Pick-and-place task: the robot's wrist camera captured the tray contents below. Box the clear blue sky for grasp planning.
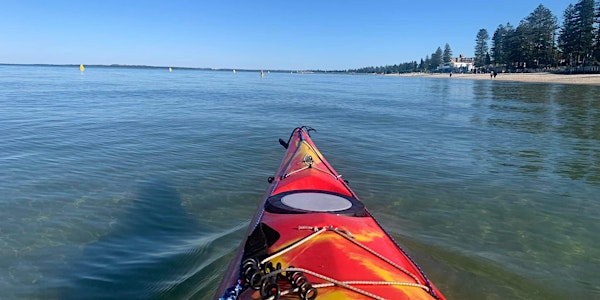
[0,0,576,70]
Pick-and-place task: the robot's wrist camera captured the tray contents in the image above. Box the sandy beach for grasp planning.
[391,72,600,86]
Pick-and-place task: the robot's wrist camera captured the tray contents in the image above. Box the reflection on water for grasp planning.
[554,85,600,182]
[471,82,600,184]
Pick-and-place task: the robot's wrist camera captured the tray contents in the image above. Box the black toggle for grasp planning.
[278,138,288,149]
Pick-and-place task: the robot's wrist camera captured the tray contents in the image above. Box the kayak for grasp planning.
[216,127,445,300]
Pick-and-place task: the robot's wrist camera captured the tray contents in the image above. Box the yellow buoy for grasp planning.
[168,67,172,72]
[79,64,85,72]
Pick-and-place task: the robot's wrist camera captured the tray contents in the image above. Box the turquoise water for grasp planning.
[1,65,599,299]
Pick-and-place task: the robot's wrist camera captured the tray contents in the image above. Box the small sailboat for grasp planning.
[79,64,85,72]
[233,69,237,74]
[260,70,265,78]
[168,67,172,72]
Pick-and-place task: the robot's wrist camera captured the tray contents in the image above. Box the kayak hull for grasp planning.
[216,127,445,300]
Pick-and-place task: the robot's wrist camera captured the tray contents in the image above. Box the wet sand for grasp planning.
[391,72,600,86]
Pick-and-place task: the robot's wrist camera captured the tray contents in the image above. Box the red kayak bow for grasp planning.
[216,126,445,300]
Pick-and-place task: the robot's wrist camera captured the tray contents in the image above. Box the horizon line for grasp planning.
[0,63,350,73]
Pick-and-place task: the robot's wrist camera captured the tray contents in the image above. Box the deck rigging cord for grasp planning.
[270,225,425,286]
[280,153,342,180]
[262,267,431,300]
[238,225,431,300]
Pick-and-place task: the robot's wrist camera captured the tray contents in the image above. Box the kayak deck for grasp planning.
[216,127,445,300]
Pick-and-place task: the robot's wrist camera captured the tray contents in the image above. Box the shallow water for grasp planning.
[1,65,599,299]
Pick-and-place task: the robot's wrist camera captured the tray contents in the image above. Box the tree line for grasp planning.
[478,0,600,71]
[351,0,600,74]
[348,43,454,74]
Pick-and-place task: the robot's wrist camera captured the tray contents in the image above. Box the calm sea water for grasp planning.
[1,65,599,299]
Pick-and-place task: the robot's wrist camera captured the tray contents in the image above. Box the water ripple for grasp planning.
[1,65,599,299]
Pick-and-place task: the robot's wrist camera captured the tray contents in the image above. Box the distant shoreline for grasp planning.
[0,63,295,74]
[3,63,600,86]
[388,72,600,86]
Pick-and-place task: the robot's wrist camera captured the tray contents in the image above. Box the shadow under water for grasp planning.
[54,179,223,300]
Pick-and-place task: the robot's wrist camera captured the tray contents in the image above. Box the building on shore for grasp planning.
[439,54,475,73]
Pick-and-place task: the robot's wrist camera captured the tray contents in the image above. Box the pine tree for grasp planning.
[576,0,596,64]
[443,43,453,64]
[430,47,443,71]
[560,0,596,65]
[559,4,578,65]
[522,4,558,68]
[474,29,490,67]
[491,23,518,67]
[508,22,531,68]
[422,55,431,72]
[492,24,506,65]
[594,1,600,63]
[501,23,518,68]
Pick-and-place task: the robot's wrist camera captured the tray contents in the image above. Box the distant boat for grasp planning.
[233,69,236,74]
[260,70,264,78]
[168,67,172,72]
[79,64,85,72]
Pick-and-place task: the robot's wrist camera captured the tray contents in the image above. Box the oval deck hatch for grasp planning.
[281,192,353,212]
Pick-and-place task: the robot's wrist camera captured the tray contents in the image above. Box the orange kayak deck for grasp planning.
[216,127,445,300]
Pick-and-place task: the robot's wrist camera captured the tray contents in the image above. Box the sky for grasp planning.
[0,0,578,70]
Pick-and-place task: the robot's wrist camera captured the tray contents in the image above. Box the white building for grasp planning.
[450,54,474,72]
